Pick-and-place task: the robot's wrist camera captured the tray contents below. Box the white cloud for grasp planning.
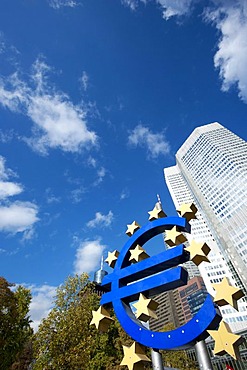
[48,0,79,9]
[205,1,247,103]
[97,167,106,179]
[28,284,57,332]
[45,188,61,204]
[87,156,97,168]
[0,37,5,54]
[0,73,27,112]
[0,181,23,199]
[70,186,86,203]
[0,129,15,143]
[86,210,114,228]
[121,0,140,10]
[0,201,39,233]
[93,166,106,186]
[0,156,39,235]
[0,156,16,180]
[128,124,170,158]
[80,71,89,91]
[21,227,36,242]
[122,0,192,18]
[156,0,194,19]
[0,58,97,155]
[120,188,129,200]
[73,239,106,274]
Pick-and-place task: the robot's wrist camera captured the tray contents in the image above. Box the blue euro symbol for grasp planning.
[100,216,221,350]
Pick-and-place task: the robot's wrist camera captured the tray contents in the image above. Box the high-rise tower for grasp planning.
[164,122,247,332]
[93,256,108,296]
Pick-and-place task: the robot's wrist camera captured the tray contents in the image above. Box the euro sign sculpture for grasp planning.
[100,216,221,350]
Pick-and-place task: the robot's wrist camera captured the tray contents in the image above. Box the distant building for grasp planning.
[178,276,207,323]
[93,256,108,296]
[164,122,247,332]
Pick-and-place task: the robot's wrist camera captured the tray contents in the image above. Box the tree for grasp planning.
[0,277,33,370]
[33,274,126,370]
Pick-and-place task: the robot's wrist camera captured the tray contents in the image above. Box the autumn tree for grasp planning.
[0,277,33,370]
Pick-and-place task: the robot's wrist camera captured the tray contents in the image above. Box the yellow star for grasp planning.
[165,226,187,247]
[90,306,114,332]
[148,206,167,221]
[126,221,141,237]
[177,203,197,222]
[133,293,159,322]
[185,239,210,266]
[129,245,149,263]
[105,250,119,268]
[212,277,244,310]
[120,341,151,370]
[208,321,243,360]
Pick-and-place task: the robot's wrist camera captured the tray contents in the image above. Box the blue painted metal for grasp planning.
[100,216,221,350]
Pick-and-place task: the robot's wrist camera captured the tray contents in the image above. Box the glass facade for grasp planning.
[164,122,247,332]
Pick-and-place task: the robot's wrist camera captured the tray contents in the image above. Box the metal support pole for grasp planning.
[151,348,164,370]
[194,340,213,370]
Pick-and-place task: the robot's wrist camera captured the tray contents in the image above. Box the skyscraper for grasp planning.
[164,122,247,332]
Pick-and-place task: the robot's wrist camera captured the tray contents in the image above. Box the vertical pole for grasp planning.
[194,340,213,370]
[151,348,164,370]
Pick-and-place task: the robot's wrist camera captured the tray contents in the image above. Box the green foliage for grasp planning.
[0,277,33,370]
[33,273,125,370]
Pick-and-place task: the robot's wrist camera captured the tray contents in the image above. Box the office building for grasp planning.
[149,289,185,331]
[178,276,207,322]
[164,122,247,332]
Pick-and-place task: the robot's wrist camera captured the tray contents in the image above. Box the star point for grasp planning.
[90,306,114,332]
[185,239,210,265]
[129,245,149,263]
[177,203,197,222]
[126,221,141,237]
[212,277,244,310]
[208,321,243,360]
[133,293,159,322]
[165,226,187,247]
[105,250,119,268]
[148,206,167,221]
[120,341,151,370]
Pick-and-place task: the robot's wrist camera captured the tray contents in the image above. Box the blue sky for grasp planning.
[0,0,247,329]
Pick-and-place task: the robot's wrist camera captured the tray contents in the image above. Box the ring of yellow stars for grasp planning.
[105,250,120,268]
[212,277,244,310]
[148,206,167,221]
[185,239,210,266]
[208,321,243,360]
[90,305,114,332]
[165,226,187,247]
[177,203,197,222]
[133,293,159,322]
[120,341,151,370]
[126,221,141,237]
[129,245,149,263]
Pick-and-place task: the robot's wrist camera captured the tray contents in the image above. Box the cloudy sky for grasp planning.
[1,0,247,329]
